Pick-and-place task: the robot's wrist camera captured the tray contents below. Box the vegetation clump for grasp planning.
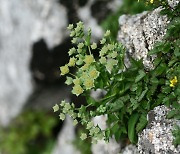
[54,0,180,145]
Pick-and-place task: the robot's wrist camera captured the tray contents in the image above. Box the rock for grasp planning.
[122,144,138,154]
[168,0,179,8]
[118,8,168,70]
[91,115,121,154]
[52,116,80,154]
[0,0,67,126]
[138,105,180,154]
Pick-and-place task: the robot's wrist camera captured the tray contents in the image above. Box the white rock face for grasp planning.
[52,116,80,154]
[0,0,67,126]
[118,8,168,70]
[91,116,121,154]
[138,105,180,154]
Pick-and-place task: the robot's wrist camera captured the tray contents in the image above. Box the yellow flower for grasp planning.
[68,57,76,67]
[72,85,84,96]
[84,55,95,64]
[150,0,153,3]
[60,65,69,75]
[170,76,178,87]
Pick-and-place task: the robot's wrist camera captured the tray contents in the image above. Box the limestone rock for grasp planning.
[0,0,67,126]
[91,115,121,154]
[138,105,180,154]
[118,8,168,70]
[52,116,80,154]
[122,144,138,154]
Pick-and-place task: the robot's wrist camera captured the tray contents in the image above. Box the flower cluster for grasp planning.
[53,100,105,143]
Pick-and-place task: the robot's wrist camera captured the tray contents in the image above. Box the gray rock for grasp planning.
[138,105,180,154]
[122,144,138,154]
[118,8,168,70]
[52,116,80,154]
[91,115,121,154]
[0,0,67,126]
[168,0,179,8]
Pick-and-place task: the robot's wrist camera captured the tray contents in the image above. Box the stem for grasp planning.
[69,72,76,78]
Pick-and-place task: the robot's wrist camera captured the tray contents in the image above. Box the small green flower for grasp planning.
[107,44,114,50]
[60,100,66,106]
[80,72,89,81]
[59,113,66,121]
[89,68,100,79]
[73,119,78,126]
[78,43,84,49]
[91,43,97,49]
[99,57,106,64]
[64,103,71,110]
[100,38,106,44]
[67,24,74,30]
[81,63,89,71]
[68,57,76,67]
[60,65,69,75]
[70,30,76,37]
[77,21,84,28]
[104,30,110,37]
[111,51,118,58]
[80,133,87,140]
[53,104,59,112]
[68,47,76,56]
[94,127,100,134]
[100,46,108,57]
[71,37,77,44]
[106,59,118,72]
[87,121,94,130]
[84,55,95,64]
[73,78,81,85]
[84,78,94,90]
[65,76,73,85]
[77,48,83,53]
[76,57,84,66]
[72,85,84,96]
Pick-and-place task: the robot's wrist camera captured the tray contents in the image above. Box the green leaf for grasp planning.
[138,87,148,102]
[174,46,180,57]
[128,113,140,144]
[135,70,146,83]
[108,99,124,112]
[136,114,148,133]
[167,109,180,119]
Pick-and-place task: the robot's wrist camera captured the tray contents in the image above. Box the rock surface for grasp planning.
[138,105,180,154]
[0,0,67,126]
[52,116,80,154]
[118,8,168,70]
[91,116,121,154]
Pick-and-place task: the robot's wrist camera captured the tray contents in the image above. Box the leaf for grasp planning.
[150,77,159,84]
[167,109,180,119]
[108,99,124,112]
[128,113,140,144]
[135,70,146,83]
[136,114,148,133]
[86,96,96,106]
[174,46,180,57]
[138,87,148,102]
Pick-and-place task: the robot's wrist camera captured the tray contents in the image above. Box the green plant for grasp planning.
[54,1,180,146]
[0,111,57,154]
